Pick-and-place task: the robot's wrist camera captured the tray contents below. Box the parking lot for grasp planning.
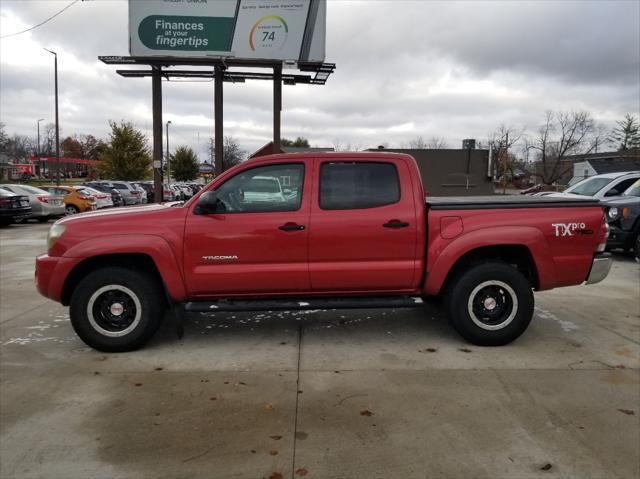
[1,222,638,479]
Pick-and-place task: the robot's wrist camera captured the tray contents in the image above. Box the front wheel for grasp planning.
[445,262,534,346]
[70,267,165,352]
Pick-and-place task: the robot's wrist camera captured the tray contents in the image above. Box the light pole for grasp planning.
[37,118,45,177]
[166,120,172,183]
[44,48,60,186]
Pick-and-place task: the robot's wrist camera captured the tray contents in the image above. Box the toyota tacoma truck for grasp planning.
[35,152,612,352]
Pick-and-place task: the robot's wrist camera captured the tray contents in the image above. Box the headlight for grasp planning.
[47,223,66,250]
[606,207,620,222]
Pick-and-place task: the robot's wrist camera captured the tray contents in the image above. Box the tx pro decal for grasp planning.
[552,223,593,237]
[202,255,239,261]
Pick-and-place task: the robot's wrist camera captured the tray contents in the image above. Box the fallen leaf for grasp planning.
[269,435,282,440]
[250,449,256,454]
[334,370,340,373]
[269,450,278,456]
[540,463,552,471]
[458,348,472,353]
[265,403,275,410]
[155,367,163,371]
[297,390,303,394]
[134,383,143,387]
[295,468,309,476]
[360,410,374,417]
[268,473,283,479]
[617,408,635,416]
[238,381,246,386]
[93,371,100,375]
[210,397,217,401]
[426,348,437,352]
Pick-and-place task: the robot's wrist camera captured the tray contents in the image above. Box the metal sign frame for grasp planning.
[99,56,335,202]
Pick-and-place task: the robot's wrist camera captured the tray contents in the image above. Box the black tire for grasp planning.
[445,262,534,346]
[65,205,80,215]
[634,234,640,263]
[37,217,50,223]
[70,267,165,352]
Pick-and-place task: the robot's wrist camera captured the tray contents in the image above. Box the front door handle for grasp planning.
[383,219,410,228]
[279,222,306,232]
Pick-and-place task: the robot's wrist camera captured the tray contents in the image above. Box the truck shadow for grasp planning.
[149,300,460,348]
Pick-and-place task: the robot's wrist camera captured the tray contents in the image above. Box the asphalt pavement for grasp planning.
[1,221,639,479]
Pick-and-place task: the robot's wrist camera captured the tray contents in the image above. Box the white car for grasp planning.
[549,171,640,200]
[74,186,113,209]
[243,176,286,203]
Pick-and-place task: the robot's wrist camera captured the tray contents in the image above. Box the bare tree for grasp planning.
[487,125,524,192]
[427,136,449,149]
[209,136,246,172]
[529,110,597,185]
[332,138,362,151]
[408,136,427,149]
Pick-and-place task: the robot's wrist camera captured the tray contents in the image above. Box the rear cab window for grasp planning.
[319,162,400,210]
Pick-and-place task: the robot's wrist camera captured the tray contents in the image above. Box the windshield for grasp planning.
[623,179,640,197]
[565,177,613,196]
[246,178,280,193]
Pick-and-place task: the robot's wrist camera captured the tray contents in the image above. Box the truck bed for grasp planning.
[426,195,600,210]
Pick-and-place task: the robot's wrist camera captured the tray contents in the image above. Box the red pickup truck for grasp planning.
[35,152,612,352]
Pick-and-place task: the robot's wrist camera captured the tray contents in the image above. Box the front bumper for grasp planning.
[607,225,633,249]
[585,253,613,285]
[35,254,80,303]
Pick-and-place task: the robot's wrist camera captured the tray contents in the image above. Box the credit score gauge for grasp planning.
[249,15,289,52]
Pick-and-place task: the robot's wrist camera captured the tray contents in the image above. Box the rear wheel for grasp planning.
[445,262,534,346]
[37,217,49,223]
[70,267,165,352]
[66,205,79,215]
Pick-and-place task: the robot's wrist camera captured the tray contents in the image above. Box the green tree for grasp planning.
[98,121,151,180]
[170,145,199,181]
[281,137,309,147]
[610,114,640,151]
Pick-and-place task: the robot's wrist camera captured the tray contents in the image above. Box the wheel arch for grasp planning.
[61,253,172,307]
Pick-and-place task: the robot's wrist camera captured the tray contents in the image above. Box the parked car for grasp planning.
[133,182,154,203]
[83,183,124,207]
[74,186,113,209]
[0,184,65,222]
[602,179,640,256]
[39,186,97,215]
[96,181,141,205]
[0,188,31,226]
[36,152,611,352]
[131,183,148,204]
[549,171,640,200]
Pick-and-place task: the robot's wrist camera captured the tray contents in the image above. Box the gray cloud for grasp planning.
[1,0,638,158]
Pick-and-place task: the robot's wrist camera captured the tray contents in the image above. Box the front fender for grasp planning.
[423,226,557,295]
[63,234,187,302]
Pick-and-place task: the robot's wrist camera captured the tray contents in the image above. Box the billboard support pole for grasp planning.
[152,66,163,203]
[273,64,282,154]
[214,64,224,176]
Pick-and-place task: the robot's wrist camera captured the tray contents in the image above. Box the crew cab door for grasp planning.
[184,162,310,296]
[308,157,419,291]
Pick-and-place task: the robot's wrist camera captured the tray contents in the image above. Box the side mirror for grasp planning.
[605,189,619,197]
[195,191,218,214]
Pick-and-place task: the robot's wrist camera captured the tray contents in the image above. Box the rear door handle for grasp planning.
[383,219,410,228]
[279,222,306,232]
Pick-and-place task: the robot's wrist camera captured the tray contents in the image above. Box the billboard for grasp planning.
[129,0,326,62]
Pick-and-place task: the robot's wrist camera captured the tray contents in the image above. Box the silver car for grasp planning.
[97,181,142,205]
[0,184,65,222]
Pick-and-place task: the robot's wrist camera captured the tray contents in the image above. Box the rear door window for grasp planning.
[319,162,400,210]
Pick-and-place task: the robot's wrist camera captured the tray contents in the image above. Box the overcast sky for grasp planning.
[1,0,639,160]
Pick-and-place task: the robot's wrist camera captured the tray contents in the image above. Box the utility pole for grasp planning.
[151,67,163,203]
[166,120,172,183]
[502,131,509,195]
[37,118,44,177]
[214,64,223,176]
[44,49,60,186]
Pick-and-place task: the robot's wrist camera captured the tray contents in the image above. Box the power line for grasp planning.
[1,0,82,39]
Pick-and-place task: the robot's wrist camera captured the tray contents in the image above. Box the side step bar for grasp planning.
[184,296,425,313]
